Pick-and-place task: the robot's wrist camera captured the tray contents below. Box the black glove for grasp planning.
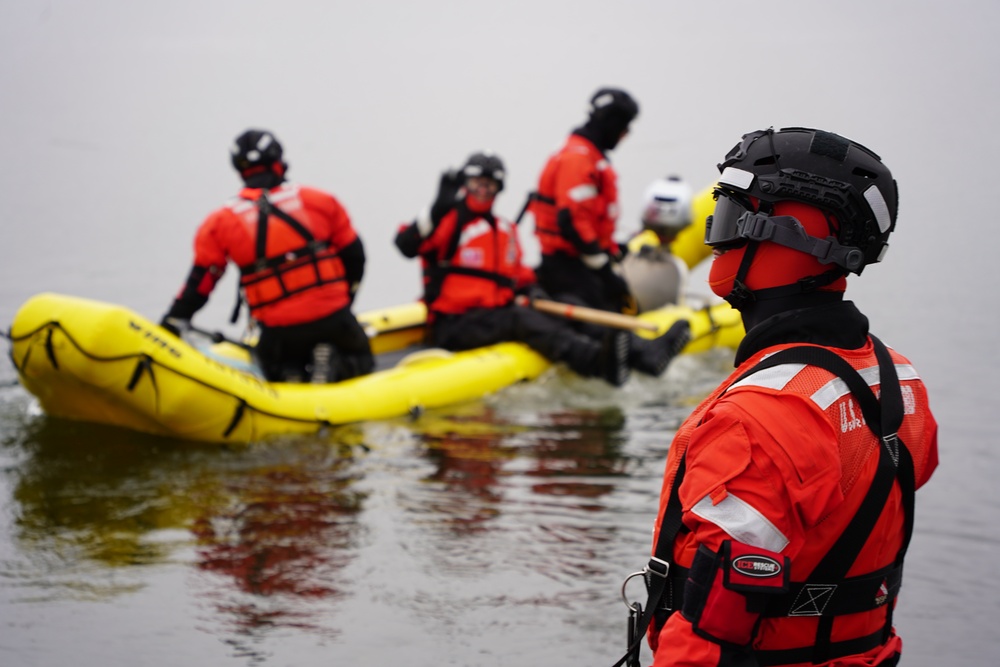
[429,169,465,225]
[160,316,191,338]
[517,283,550,304]
[598,262,631,309]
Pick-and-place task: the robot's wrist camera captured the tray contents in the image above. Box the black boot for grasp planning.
[630,320,691,376]
[598,329,632,387]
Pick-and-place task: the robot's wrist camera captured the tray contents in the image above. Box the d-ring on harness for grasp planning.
[618,557,670,667]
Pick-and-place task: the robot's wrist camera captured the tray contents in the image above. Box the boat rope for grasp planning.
[9,320,338,439]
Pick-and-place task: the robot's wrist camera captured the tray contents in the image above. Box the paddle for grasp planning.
[515,296,659,333]
[183,323,254,351]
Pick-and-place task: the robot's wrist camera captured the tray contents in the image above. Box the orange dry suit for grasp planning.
[529,132,621,260]
[396,196,535,318]
[167,182,363,327]
[641,301,938,667]
[394,194,621,380]
[526,131,630,312]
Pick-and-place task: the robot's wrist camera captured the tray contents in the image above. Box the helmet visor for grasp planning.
[705,192,753,249]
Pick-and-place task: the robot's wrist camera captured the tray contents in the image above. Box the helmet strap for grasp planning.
[723,242,759,310]
[724,239,847,311]
[739,213,864,273]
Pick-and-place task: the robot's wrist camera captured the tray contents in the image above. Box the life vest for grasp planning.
[528,133,620,258]
[218,185,353,325]
[641,337,936,666]
[420,206,531,316]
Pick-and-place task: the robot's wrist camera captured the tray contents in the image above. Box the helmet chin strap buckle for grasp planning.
[725,279,756,310]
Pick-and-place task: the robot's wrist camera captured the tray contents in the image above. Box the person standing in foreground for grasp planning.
[395,151,655,387]
[638,127,938,667]
[161,129,373,383]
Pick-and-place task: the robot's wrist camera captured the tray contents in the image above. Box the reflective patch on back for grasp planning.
[728,363,806,392]
[810,363,918,411]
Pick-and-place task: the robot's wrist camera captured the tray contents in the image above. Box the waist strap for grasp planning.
[649,563,901,619]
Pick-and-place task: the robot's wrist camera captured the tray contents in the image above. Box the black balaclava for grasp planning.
[576,88,639,152]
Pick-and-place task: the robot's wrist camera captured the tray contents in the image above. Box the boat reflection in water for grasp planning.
[6,414,366,647]
[3,388,647,661]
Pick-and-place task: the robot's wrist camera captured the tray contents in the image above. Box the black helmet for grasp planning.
[230,129,284,174]
[711,127,897,274]
[583,88,639,151]
[588,88,639,125]
[461,151,506,191]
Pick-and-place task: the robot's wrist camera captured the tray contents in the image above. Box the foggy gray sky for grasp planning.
[3,0,995,326]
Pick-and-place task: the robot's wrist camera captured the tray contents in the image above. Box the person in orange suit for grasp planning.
[524,88,689,377]
[527,87,639,314]
[161,129,373,383]
[630,127,938,667]
[395,151,637,386]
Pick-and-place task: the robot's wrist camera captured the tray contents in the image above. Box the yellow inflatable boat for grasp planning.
[7,186,742,444]
[7,290,742,444]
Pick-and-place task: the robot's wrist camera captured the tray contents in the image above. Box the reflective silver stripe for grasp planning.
[811,363,919,411]
[269,186,298,204]
[730,358,920,412]
[456,219,493,247]
[864,185,892,233]
[728,363,805,392]
[691,493,789,552]
[229,199,256,214]
[568,184,598,202]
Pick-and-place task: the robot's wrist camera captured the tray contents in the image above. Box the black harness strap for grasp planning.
[513,190,555,225]
[611,459,687,667]
[427,265,517,288]
[737,340,914,665]
[254,192,317,250]
[423,208,516,309]
[230,192,341,321]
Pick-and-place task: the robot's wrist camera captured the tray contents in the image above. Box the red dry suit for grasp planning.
[529,132,621,260]
[648,302,938,667]
[174,182,360,327]
[401,199,535,317]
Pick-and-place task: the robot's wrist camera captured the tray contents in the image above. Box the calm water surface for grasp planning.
[0,357,731,666]
[3,2,999,665]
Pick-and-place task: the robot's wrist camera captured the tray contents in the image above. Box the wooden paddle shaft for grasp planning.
[519,297,659,333]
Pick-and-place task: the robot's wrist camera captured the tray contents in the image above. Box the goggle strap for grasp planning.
[740,214,864,272]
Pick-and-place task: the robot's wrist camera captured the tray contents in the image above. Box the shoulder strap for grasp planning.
[254,192,316,260]
[738,339,915,664]
[514,191,555,225]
